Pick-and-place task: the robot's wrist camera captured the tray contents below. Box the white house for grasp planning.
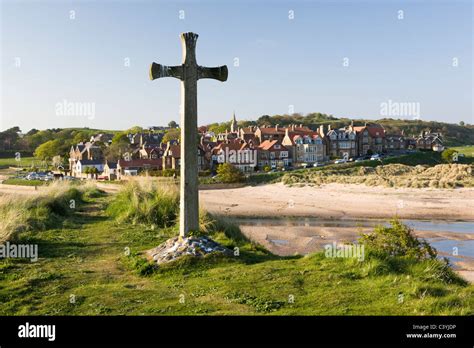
[75,160,104,178]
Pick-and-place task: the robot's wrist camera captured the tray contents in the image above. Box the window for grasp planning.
[281,151,288,158]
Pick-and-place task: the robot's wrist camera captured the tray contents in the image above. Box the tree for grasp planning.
[162,128,181,143]
[459,121,465,126]
[168,120,178,128]
[72,130,92,144]
[207,122,230,134]
[90,167,99,179]
[34,139,61,160]
[216,163,245,183]
[0,127,21,150]
[105,132,131,161]
[126,126,144,134]
[52,155,63,168]
[84,167,91,178]
[26,128,39,136]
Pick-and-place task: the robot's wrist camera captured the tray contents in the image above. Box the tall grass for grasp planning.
[0,181,94,242]
[282,163,474,188]
[108,179,252,247]
[107,178,179,228]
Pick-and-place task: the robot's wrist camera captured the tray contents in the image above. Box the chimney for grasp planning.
[299,124,303,128]
[328,124,331,131]
[319,125,324,137]
[275,124,279,132]
[285,128,289,137]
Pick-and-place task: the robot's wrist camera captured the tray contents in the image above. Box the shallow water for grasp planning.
[233,217,473,232]
[232,217,474,264]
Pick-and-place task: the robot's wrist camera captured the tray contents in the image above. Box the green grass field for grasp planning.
[452,145,474,157]
[0,191,472,315]
[1,178,47,186]
[0,157,38,168]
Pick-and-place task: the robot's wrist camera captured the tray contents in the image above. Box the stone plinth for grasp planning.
[145,236,232,265]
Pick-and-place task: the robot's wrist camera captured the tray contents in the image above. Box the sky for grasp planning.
[0,0,472,132]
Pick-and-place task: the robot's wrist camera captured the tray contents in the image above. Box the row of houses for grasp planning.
[65,115,444,179]
[206,114,444,171]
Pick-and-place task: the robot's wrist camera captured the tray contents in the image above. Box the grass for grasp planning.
[106,178,179,228]
[0,182,102,243]
[0,157,37,168]
[0,183,472,315]
[2,178,47,186]
[282,163,473,188]
[451,145,474,164]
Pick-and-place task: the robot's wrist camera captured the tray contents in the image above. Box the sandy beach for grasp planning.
[200,182,474,220]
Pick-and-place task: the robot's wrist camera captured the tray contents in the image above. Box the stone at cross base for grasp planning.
[146,32,231,265]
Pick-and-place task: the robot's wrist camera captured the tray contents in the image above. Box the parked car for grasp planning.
[26,173,39,180]
[63,176,79,181]
[370,154,381,161]
[354,157,366,163]
[334,159,347,164]
[313,162,326,167]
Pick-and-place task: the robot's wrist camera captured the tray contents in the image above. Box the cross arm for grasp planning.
[198,65,228,82]
[149,62,183,80]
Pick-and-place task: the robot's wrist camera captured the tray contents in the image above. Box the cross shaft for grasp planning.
[150,32,228,237]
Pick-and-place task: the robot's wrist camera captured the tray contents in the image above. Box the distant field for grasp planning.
[2,178,46,186]
[0,157,37,167]
[452,145,474,157]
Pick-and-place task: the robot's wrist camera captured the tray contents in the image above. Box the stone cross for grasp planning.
[150,32,228,238]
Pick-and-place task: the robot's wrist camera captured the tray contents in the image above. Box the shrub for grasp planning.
[441,149,459,163]
[162,169,178,177]
[359,219,437,260]
[199,170,211,177]
[216,163,245,183]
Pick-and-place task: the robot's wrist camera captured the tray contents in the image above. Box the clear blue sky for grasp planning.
[1,0,472,132]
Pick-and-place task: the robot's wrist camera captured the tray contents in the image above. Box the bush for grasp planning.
[162,169,178,177]
[441,149,458,163]
[359,219,437,260]
[216,163,245,183]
